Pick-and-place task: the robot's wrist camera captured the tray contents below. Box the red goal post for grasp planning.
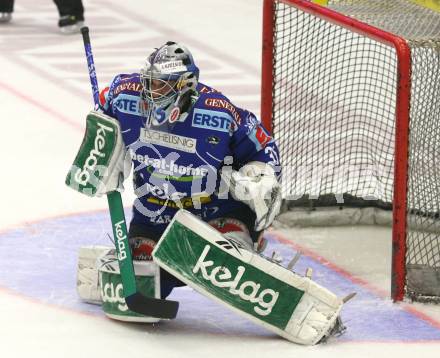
[261,0,440,302]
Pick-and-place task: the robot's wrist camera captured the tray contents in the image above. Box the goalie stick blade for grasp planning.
[125,293,179,319]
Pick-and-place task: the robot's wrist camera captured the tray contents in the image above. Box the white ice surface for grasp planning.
[0,0,439,357]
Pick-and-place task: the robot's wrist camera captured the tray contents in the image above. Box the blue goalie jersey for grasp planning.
[100,73,281,236]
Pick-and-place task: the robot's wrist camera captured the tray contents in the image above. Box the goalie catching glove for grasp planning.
[65,110,131,197]
[225,161,282,231]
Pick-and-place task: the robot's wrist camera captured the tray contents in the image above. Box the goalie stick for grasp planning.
[80,26,179,319]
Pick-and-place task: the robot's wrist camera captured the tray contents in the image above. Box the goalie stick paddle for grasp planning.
[80,26,179,319]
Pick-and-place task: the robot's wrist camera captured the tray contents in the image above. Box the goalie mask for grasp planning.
[140,41,199,125]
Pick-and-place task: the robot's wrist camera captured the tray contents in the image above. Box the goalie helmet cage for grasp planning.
[261,0,440,302]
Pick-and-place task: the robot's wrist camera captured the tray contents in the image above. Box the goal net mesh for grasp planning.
[272,0,440,300]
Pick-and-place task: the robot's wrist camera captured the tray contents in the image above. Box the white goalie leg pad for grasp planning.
[77,245,112,305]
[153,210,345,345]
[77,245,162,323]
[284,275,343,344]
[98,251,161,323]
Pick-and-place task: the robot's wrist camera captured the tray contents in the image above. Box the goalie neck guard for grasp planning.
[140,41,199,125]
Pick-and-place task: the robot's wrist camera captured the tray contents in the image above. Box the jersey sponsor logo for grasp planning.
[149,215,173,224]
[192,244,279,317]
[135,182,186,201]
[204,98,241,124]
[113,94,144,117]
[140,128,196,153]
[192,108,232,132]
[113,81,143,96]
[108,75,121,98]
[135,180,212,209]
[199,86,220,94]
[206,135,220,145]
[130,150,209,180]
[146,165,206,182]
[147,194,212,209]
[255,126,272,147]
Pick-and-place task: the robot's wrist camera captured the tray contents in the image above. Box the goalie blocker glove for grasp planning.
[65,110,131,197]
